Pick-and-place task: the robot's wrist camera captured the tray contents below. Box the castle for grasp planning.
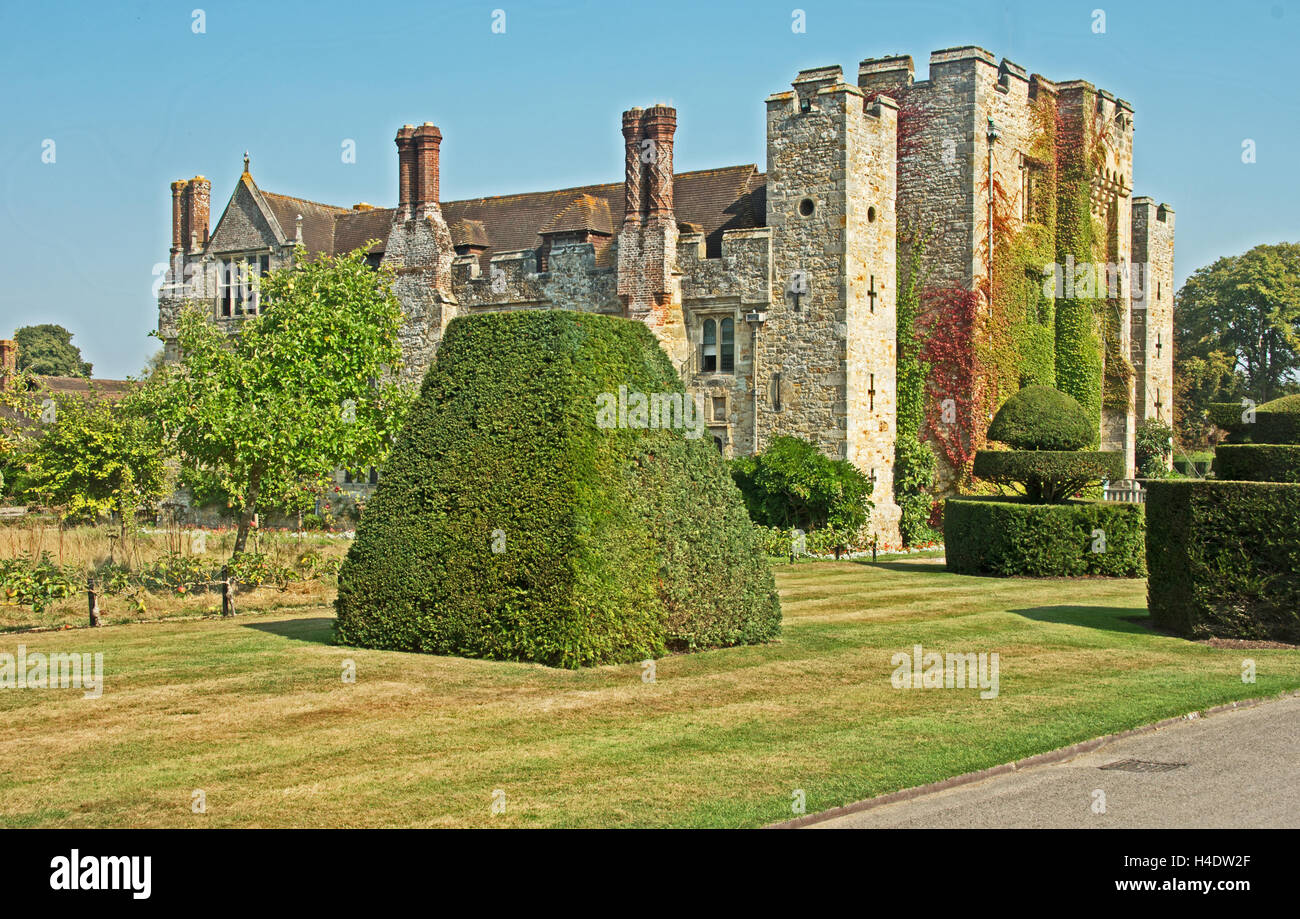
[157,46,1175,546]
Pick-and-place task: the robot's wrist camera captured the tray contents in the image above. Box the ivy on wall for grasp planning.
[1052,88,1104,443]
[894,230,938,544]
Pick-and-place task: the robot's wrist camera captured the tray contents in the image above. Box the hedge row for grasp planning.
[1146,480,1300,642]
[972,450,1122,496]
[944,496,1145,577]
[335,310,781,667]
[1213,445,1300,483]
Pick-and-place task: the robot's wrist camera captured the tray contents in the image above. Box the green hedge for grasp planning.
[945,496,1145,577]
[1146,480,1300,642]
[335,310,781,667]
[972,449,1123,502]
[1257,394,1300,445]
[1213,445,1300,483]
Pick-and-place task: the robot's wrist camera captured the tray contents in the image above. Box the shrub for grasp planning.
[986,385,1095,451]
[945,497,1145,577]
[894,437,938,545]
[1255,394,1300,445]
[730,436,873,533]
[335,311,780,667]
[1213,445,1300,483]
[1135,418,1174,478]
[972,450,1123,503]
[1146,479,1300,642]
[1209,401,1250,440]
[0,553,80,612]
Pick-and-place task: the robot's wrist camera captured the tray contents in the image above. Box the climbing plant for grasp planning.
[1053,88,1104,442]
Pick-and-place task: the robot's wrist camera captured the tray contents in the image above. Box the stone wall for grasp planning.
[764,66,901,544]
[1131,198,1176,430]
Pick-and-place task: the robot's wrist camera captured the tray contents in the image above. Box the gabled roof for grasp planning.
[217,163,767,266]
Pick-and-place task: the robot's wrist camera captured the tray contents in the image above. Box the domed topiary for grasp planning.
[986,385,1096,451]
[1256,394,1300,445]
[334,310,781,668]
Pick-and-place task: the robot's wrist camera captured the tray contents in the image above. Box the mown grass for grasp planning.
[1,558,1296,828]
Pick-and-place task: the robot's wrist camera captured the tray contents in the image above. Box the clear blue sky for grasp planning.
[1,0,1297,378]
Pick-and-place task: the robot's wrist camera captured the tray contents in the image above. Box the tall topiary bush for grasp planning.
[335,311,780,667]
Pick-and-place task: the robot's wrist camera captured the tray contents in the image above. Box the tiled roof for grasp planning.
[20,376,134,403]
[539,194,614,236]
[333,206,395,256]
[262,191,349,257]
[257,164,766,266]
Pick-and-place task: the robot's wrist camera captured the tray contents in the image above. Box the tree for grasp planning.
[141,246,410,561]
[17,388,168,537]
[13,324,93,377]
[730,436,874,533]
[1175,242,1300,445]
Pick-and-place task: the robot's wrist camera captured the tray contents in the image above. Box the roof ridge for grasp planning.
[262,190,351,212]
[442,164,758,207]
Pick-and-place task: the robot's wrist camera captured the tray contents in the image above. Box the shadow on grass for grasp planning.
[850,558,948,575]
[1011,605,1154,636]
[242,616,336,645]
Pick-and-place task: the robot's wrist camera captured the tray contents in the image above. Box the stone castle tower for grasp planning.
[158,45,1175,546]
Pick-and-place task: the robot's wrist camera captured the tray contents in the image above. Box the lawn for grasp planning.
[2,557,1296,828]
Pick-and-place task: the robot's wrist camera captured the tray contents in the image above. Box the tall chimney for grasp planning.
[183,176,210,253]
[0,339,16,388]
[622,107,645,224]
[412,122,442,212]
[395,125,416,214]
[170,180,186,253]
[642,105,676,218]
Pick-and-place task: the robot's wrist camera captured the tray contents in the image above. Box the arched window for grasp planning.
[720,318,735,372]
[701,320,717,372]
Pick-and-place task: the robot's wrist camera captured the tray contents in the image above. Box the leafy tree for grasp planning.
[141,246,410,561]
[17,388,168,537]
[1175,242,1300,445]
[730,436,874,533]
[13,324,93,377]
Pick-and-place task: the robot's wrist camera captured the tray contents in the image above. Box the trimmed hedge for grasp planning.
[987,385,1095,450]
[1213,444,1300,483]
[335,310,781,667]
[1212,395,1300,444]
[1146,480,1300,642]
[1256,394,1300,445]
[945,496,1145,577]
[972,449,1123,502]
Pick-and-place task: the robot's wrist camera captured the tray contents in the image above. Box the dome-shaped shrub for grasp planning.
[986,385,1095,451]
[1256,394,1300,445]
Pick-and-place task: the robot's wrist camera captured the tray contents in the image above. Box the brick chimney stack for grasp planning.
[182,176,210,253]
[642,105,676,218]
[395,125,416,215]
[412,123,443,214]
[617,104,682,339]
[0,339,16,390]
[622,107,645,224]
[170,180,186,253]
